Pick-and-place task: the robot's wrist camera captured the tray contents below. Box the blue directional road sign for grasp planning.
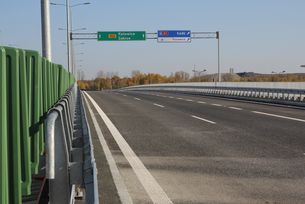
[157,30,191,43]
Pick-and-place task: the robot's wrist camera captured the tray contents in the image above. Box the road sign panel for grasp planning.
[157,30,191,43]
[98,31,146,41]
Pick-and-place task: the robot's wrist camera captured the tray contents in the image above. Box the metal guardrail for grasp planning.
[124,82,305,107]
[0,46,75,204]
[45,86,99,204]
[46,85,77,203]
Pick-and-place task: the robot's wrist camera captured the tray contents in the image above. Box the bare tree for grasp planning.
[131,70,141,77]
[96,70,105,78]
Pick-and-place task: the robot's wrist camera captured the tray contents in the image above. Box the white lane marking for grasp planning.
[122,94,127,97]
[153,103,165,108]
[185,99,193,102]
[83,93,133,204]
[211,104,222,107]
[191,115,216,124]
[134,97,141,101]
[229,107,243,110]
[84,92,173,204]
[252,111,305,123]
[177,98,184,100]
[169,96,174,99]
[197,101,206,104]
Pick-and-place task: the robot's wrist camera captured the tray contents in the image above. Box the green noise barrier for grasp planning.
[0,46,75,204]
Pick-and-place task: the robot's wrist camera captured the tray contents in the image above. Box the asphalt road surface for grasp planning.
[83,90,305,204]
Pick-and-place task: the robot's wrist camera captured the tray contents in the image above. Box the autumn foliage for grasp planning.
[78,71,190,90]
[77,71,305,90]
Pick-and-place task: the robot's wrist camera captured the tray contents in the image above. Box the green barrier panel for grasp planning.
[26,50,41,175]
[54,64,58,103]
[38,57,43,156]
[19,49,31,196]
[0,47,8,204]
[6,47,22,204]
[58,66,64,97]
[49,63,54,106]
[0,46,75,203]
[47,62,51,109]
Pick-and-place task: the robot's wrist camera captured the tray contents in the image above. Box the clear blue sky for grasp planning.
[1,0,304,79]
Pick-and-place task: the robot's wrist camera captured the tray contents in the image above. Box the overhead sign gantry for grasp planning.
[71,30,221,82]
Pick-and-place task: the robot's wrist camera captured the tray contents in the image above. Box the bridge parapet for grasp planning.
[0,46,75,203]
[124,82,305,107]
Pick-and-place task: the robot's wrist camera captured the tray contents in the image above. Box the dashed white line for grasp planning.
[191,115,216,124]
[84,92,173,204]
[185,99,193,102]
[177,98,184,100]
[197,101,206,104]
[134,97,141,101]
[153,103,165,108]
[122,94,127,97]
[211,104,222,107]
[169,96,174,99]
[229,107,242,110]
[252,111,305,123]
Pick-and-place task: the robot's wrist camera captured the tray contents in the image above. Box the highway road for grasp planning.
[83,90,305,204]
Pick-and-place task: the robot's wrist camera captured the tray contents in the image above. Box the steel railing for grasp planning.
[124,82,305,107]
[45,86,99,204]
[0,46,75,204]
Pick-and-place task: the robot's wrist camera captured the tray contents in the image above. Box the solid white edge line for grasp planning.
[83,93,133,204]
[252,111,305,123]
[153,103,165,108]
[191,115,216,124]
[228,107,242,110]
[84,92,173,204]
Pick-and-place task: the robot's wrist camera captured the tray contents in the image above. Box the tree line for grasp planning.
[78,70,191,90]
[78,70,305,90]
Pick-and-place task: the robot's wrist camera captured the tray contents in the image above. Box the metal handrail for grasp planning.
[45,86,99,203]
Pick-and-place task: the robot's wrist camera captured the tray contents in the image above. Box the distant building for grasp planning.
[237,72,257,77]
[229,68,234,74]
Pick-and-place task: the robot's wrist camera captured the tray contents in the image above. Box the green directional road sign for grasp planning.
[97,31,146,41]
